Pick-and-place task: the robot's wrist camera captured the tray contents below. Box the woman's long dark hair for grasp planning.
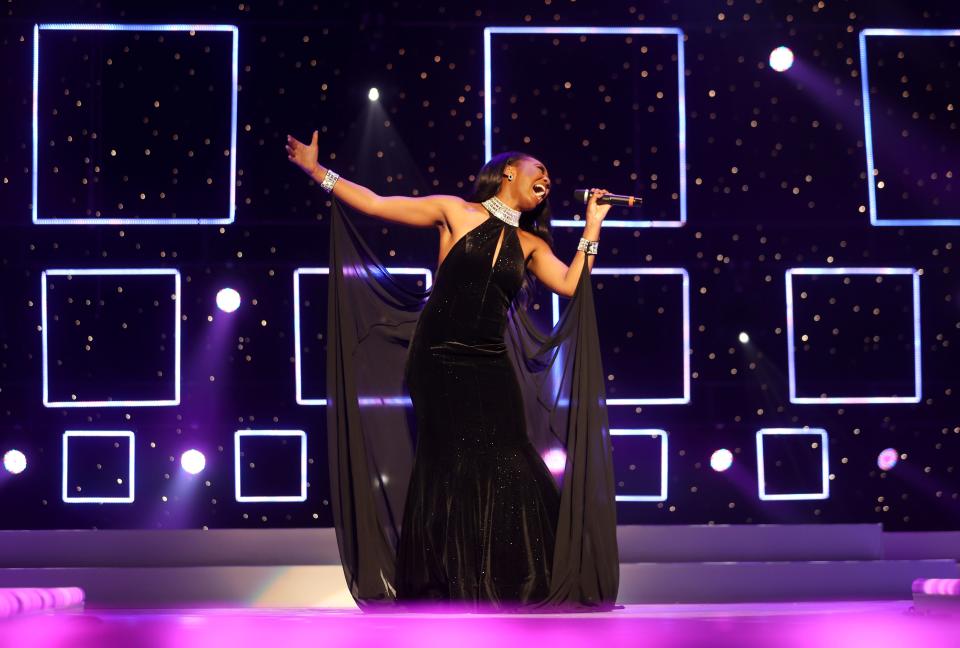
[467,151,554,305]
[468,151,554,248]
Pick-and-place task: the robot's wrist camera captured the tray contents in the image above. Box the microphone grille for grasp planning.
[573,189,589,204]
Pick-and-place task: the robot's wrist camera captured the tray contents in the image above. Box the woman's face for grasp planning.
[504,157,551,211]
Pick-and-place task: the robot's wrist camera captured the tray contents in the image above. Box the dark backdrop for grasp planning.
[0,0,958,530]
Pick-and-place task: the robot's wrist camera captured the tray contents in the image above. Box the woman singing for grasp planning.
[287,130,619,611]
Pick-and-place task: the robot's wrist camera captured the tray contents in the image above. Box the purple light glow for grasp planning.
[216,288,241,313]
[0,587,84,618]
[914,578,960,596]
[877,448,899,471]
[3,449,26,475]
[710,449,733,472]
[542,448,567,477]
[5,600,959,645]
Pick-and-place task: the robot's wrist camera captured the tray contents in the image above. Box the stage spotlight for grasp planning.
[877,448,899,471]
[542,448,567,477]
[180,449,206,475]
[710,448,733,472]
[769,46,794,72]
[216,287,241,313]
[738,332,750,344]
[3,450,26,475]
[368,87,380,102]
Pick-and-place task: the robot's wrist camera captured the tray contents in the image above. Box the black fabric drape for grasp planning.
[326,199,619,610]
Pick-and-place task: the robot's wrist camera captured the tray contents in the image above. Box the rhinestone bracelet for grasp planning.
[320,169,340,193]
[577,237,599,255]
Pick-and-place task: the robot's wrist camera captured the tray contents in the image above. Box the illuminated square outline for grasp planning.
[552,267,690,405]
[756,427,829,501]
[483,26,687,228]
[62,430,135,503]
[859,28,960,227]
[293,267,433,406]
[611,428,668,502]
[32,23,239,225]
[41,268,182,408]
[234,429,307,503]
[785,267,921,404]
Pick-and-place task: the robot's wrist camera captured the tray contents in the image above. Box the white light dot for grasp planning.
[738,332,750,344]
[710,449,734,472]
[3,450,26,475]
[181,449,206,475]
[368,87,380,102]
[216,288,241,313]
[769,46,794,72]
[877,448,899,471]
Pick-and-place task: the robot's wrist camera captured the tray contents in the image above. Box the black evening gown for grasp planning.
[326,199,618,611]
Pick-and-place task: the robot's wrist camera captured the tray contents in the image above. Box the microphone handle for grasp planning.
[573,189,642,207]
[598,194,641,207]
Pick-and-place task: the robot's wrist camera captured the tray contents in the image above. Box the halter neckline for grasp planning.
[481,196,521,227]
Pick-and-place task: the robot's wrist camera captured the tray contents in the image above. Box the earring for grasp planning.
[505,173,514,181]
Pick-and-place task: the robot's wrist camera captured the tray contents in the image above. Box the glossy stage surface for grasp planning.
[1,601,958,648]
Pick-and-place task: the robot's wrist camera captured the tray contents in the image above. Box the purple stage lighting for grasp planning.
[710,448,733,472]
[877,448,899,471]
[542,448,567,477]
[3,450,26,475]
[216,288,241,313]
[180,449,206,475]
[769,46,794,72]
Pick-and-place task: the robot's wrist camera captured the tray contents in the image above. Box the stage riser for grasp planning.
[1,526,956,607]
[618,560,959,604]
[0,524,908,567]
[0,529,343,568]
[0,566,355,609]
[0,560,956,608]
[616,524,885,562]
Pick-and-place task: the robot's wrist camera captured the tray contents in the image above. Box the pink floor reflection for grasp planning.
[1,601,958,648]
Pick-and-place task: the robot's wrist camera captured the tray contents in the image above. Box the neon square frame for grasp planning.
[41,268,182,408]
[293,267,433,406]
[483,26,687,228]
[785,267,921,404]
[756,427,829,501]
[859,28,960,226]
[552,268,690,405]
[234,430,307,503]
[62,430,135,503]
[611,428,668,502]
[33,23,239,225]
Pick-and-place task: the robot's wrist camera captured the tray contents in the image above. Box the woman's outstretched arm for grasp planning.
[526,189,611,298]
[286,130,461,228]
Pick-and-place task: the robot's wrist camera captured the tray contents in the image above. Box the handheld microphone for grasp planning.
[573,189,642,207]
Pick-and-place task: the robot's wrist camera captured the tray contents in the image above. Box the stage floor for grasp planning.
[1,601,957,647]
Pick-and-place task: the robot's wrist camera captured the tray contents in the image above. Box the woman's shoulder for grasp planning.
[516,227,547,248]
[516,228,549,265]
[443,197,488,226]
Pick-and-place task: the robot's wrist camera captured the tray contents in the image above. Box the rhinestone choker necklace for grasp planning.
[481,196,521,227]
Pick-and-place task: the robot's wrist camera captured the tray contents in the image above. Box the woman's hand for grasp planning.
[286,130,322,177]
[585,188,612,226]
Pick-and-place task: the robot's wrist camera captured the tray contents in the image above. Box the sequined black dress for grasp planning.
[397,212,563,604]
[326,199,618,611]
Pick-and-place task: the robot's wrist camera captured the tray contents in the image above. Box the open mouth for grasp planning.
[532,183,547,199]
